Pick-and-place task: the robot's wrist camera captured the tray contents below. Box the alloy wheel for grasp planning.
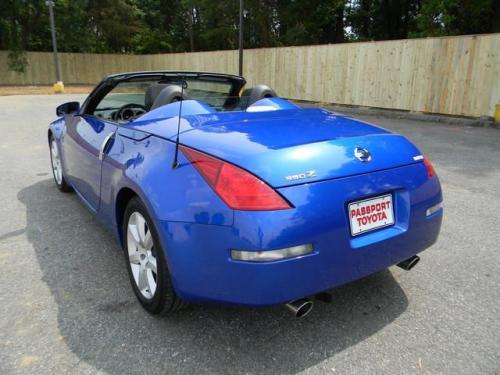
[126,212,158,299]
[50,139,63,185]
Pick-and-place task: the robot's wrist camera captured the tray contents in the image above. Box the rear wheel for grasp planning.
[123,197,187,314]
[49,136,72,192]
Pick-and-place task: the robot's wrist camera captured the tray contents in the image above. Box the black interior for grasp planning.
[80,72,278,123]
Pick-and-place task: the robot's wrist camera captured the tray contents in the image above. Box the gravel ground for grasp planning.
[0,86,92,96]
[0,94,498,375]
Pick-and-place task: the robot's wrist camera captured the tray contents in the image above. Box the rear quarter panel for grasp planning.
[99,129,234,243]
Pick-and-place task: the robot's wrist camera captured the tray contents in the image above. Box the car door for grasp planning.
[63,114,116,210]
[62,76,156,211]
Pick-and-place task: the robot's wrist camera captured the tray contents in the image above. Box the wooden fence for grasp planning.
[1,34,499,117]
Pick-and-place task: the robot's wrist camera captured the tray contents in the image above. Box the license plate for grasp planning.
[348,194,394,236]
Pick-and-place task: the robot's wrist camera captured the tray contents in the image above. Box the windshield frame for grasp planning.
[80,71,246,117]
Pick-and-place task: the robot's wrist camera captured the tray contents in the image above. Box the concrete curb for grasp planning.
[294,100,499,129]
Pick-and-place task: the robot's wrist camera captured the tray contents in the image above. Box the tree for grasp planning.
[87,0,143,53]
[0,0,497,72]
[275,0,346,45]
[413,0,497,37]
[347,0,421,41]
[0,0,48,72]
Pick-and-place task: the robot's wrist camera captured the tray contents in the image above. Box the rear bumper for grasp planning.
[157,163,443,306]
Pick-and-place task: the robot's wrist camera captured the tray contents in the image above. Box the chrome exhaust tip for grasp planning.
[397,255,420,271]
[285,298,313,318]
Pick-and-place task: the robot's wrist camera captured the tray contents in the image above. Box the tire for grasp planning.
[123,197,187,314]
[49,136,72,192]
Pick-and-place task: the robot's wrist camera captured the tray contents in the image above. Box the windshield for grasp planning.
[90,73,245,123]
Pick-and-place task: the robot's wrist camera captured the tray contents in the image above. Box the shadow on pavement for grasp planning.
[19,179,408,375]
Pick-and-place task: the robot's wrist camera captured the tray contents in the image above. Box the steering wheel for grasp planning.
[115,103,147,122]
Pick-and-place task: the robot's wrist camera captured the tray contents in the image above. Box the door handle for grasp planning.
[99,132,115,161]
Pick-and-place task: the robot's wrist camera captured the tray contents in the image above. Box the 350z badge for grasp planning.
[285,170,317,182]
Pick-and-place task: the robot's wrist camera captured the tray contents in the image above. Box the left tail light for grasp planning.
[423,156,436,177]
[180,145,292,211]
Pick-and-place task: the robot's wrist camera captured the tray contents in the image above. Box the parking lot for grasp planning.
[0,94,498,374]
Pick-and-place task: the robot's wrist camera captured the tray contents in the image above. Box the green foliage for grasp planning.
[7,50,28,74]
[87,0,144,52]
[0,0,497,72]
[412,0,497,38]
[276,0,346,45]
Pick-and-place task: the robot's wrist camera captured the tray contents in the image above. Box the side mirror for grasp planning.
[56,101,80,116]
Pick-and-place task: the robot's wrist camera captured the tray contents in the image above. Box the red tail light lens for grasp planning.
[423,156,436,177]
[180,145,292,210]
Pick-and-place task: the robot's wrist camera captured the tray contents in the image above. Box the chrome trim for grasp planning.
[99,132,115,161]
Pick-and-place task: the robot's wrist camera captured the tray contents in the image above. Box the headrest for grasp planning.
[150,85,191,110]
[145,84,171,110]
[241,85,277,107]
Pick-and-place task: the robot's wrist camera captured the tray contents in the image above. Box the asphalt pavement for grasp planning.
[0,94,498,375]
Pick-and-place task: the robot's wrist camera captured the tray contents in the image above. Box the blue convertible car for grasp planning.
[49,71,442,317]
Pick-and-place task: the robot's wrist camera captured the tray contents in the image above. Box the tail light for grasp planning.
[180,145,292,211]
[423,156,436,177]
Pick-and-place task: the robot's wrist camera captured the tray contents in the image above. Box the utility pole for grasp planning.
[46,0,64,93]
[188,1,194,52]
[238,0,244,76]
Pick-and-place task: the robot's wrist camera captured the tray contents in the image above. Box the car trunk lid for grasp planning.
[134,108,423,187]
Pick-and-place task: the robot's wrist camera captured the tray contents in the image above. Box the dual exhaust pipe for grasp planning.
[397,255,420,271]
[285,298,314,318]
[284,255,421,318]
[285,293,330,318]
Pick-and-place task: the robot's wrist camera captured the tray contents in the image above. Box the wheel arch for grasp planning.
[48,118,66,142]
[115,187,140,248]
